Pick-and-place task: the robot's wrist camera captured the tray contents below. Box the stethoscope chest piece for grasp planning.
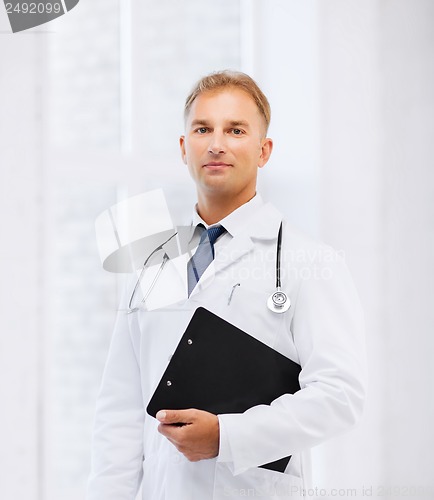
[267,221,291,314]
[267,288,291,313]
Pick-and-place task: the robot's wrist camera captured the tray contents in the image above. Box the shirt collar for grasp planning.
[191,193,264,237]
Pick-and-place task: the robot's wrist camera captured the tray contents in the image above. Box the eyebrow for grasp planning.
[190,119,210,128]
[190,119,251,128]
[229,120,250,128]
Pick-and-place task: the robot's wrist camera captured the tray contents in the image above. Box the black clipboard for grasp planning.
[147,307,301,473]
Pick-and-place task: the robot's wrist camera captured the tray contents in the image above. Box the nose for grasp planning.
[208,130,226,155]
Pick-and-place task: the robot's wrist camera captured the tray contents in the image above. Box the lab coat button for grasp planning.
[166,380,172,386]
[187,339,193,345]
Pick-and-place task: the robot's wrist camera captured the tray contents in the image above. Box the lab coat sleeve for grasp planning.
[86,298,145,499]
[217,415,233,463]
[217,253,367,475]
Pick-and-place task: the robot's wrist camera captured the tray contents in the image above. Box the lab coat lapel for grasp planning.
[214,202,283,274]
[214,233,254,274]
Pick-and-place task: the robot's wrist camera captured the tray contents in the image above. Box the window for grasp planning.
[44,1,241,498]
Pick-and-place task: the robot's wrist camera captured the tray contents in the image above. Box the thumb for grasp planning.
[156,409,194,424]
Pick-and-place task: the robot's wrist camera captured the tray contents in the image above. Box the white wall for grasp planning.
[379,0,434,488]
[242,0,321,237]
[250,0,434,496]
[317,1,385,492]
[0,10,43,498]
[319,0,434,493]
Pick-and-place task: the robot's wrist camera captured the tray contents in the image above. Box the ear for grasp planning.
[258,138,273,168]
[179,136,187,164]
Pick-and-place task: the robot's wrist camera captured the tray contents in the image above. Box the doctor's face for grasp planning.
[180,88,273,203]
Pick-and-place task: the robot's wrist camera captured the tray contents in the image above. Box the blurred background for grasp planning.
[0,0,433,498]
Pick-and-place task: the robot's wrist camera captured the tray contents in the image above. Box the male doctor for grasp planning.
[87,71,366,499]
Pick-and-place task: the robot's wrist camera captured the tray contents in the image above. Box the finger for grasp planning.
[158,422,188,441]
[156,409,196,424]
[157,422,178,439]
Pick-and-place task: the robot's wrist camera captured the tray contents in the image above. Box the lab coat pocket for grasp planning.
[222,283,286,350]
[213,462,305,500]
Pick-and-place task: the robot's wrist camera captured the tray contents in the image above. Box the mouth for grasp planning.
[203,162,232,170]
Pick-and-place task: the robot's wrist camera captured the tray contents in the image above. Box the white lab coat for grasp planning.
[87,199,366,500]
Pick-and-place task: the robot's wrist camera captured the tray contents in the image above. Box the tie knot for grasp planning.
[206,225,226,245]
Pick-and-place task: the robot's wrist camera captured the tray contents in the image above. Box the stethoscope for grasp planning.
[266,222,291,314]
[127,231,178,313]
[127,222,290,314]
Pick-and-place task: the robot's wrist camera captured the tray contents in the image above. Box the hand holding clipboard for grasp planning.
[147,307,301,473]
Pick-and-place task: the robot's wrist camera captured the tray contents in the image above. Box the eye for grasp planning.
[196,127,208,134]
[231,128,244,135]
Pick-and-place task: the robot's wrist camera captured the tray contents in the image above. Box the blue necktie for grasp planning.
[187,225,226,296]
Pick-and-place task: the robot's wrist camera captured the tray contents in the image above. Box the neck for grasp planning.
[196,189,256,225]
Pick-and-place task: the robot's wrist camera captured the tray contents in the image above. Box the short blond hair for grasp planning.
[184,70,271,133]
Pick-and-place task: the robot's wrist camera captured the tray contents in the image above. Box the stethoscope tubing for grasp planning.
[276,221,283,289]
[127,231,178,313]
[267,221,291,314]
[127,221,290,314]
